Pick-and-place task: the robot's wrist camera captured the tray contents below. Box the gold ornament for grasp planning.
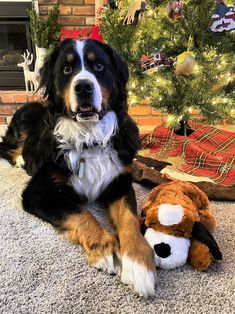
[175,51,196,76]
[174,36,196,76]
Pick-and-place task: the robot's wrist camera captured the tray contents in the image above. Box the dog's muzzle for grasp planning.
[73,79,100,122]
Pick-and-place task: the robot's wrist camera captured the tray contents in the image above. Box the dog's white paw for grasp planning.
[94,254,120,274]
[121,254,156,297]
[88,232,121,275]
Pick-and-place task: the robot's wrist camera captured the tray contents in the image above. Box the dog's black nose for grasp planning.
[75,80,94,95]
[154,243,171,258]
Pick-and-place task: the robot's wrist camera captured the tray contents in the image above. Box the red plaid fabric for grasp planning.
[140,123,235,186]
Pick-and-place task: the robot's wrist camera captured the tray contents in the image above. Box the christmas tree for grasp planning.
[100,0,235,133]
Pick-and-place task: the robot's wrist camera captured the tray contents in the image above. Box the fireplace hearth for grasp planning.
[0,1,34,89]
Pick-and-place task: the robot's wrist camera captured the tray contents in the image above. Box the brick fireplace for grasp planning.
[39,0,96,29]
[0,1,34,89]
[0,0,97,130]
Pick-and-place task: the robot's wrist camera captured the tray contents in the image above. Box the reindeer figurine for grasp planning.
[17,50,39,93]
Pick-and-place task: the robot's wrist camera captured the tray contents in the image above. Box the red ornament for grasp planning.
[210,1,235,32]
[140,52,172,74]
[60,26,103,42]
[167,0,184,20]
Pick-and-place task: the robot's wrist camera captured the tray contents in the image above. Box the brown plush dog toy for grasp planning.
[140,181,222,271]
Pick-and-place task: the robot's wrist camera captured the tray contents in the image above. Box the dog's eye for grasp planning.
[93,62,104,72]
[63,65,73,75]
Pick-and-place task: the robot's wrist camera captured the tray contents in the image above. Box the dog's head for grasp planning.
[39,39,129,120]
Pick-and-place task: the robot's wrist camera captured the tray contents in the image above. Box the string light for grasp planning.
[188,107,193,113]
[167,115,175,123]
[177,115,183,122]
[131,82,136,89]
[130,98,136,105]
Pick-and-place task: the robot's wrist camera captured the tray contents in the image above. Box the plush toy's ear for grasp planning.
[138,216,148,235]
[192,222,222,260]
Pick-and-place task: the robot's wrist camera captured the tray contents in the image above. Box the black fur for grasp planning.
[192,222,222,260]
[0,39,140,230]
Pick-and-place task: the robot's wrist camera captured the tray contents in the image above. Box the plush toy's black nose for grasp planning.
[154,243,171,258]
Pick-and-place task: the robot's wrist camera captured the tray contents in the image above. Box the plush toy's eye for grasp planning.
[93,62,104,72]
[63,65,73,75]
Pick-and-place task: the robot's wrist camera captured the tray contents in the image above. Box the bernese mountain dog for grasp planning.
[0,39,156,297]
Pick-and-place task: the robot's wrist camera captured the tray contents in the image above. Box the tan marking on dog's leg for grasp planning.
[108,198,156,297]
[62,210,120,274]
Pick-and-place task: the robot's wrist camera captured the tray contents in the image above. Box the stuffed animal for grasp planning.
[140,181,222,271]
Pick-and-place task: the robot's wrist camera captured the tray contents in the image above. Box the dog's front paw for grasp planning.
[87,231,120,275]
[121,240,157,297]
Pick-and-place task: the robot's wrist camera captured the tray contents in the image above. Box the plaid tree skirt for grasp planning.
[140,123,235,186]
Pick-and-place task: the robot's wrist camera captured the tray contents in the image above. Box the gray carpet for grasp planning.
[0,167,234,314]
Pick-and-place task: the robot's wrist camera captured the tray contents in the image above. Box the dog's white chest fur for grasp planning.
[54,111,123,202]
[69,146,123,201]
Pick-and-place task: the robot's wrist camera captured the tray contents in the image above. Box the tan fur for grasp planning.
[62,210,119,266]
[188,239,212,271]
[67,53,74,63]
[51,172,68,185]
[100,85,111,108]
[109,198,155,271]
[63,82,73,113]
[87,52,96,62]
[142,181,216,238]
[10,131,28,162]
[141,181,218,270]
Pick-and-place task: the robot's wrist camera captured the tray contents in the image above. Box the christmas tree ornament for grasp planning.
[174,51,196,76]
[123,0,147,25]
[175,37,196,76]
[141,51,172,74]
[108,0,117,10]
[210,0,235,32]
[167,0,184,20]
[149,0,161,8]
[118,0,125,22]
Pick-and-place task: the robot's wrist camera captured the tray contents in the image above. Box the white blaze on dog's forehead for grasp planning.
[70,40,102,113]
[75,40,85,69]
[158,204,184,226]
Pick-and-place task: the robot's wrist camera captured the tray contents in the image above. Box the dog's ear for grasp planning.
[38,45,60,99]
[109,48,129,113]
[111,49,129,86]
[192,222,222,260]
